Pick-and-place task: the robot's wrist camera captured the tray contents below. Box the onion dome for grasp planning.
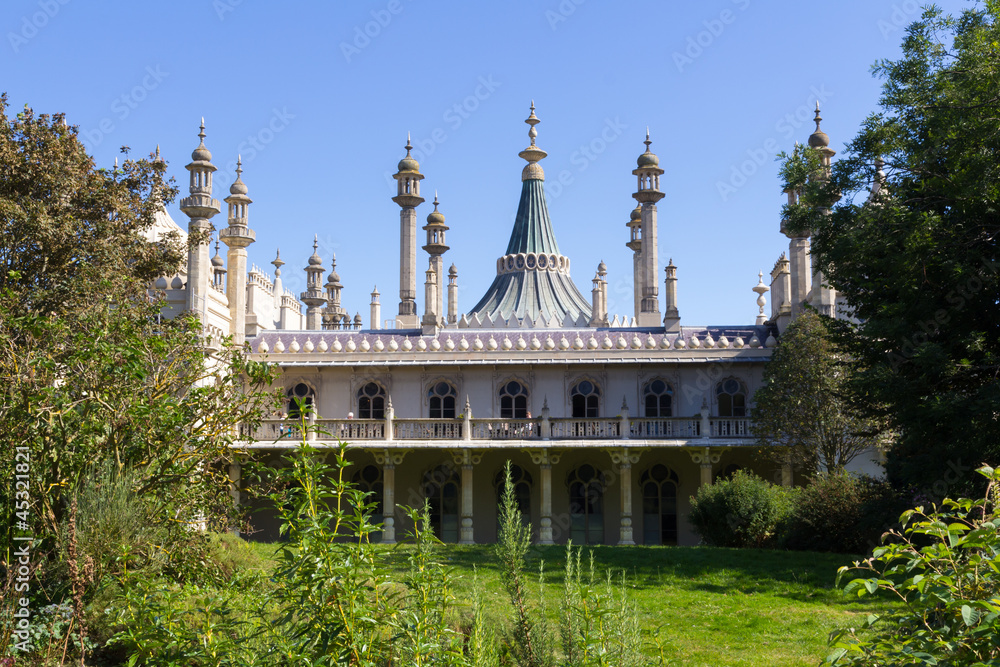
[326,254,341,283]
[426,193,446,225]
[449,263,458,277]
[636,128,659,167]
[353,312,363,326]
[598,260,607,274]
[808,102,830,148]
[630,204,641,222]
[191,118,212,162]
[308,235,322,266]
[229,155,248,195]
[397,133,420,173]
[211,240,224,267]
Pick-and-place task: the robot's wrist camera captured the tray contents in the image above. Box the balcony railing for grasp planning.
[241,416,752,444]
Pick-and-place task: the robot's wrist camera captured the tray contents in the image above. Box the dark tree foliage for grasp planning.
[779,4,1000,496]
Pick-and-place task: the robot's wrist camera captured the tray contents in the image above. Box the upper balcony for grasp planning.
[237,414,753,450]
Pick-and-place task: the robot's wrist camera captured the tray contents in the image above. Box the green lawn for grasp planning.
[231,537,890,666]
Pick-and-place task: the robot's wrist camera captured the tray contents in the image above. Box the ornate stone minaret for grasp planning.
[180,119,221,319]
[808,103,838,318]
[422,192,449,328]
[370,286,381,330]
[590,260,609,327]
[632,130,664,327]
[447,264,458,325]
[300,236,327,330]
[392,134,424,328]
[323,254,347,330]
[663,258,680,332]
[219,157,255,345]
[211,239,226,291]
[625,204,642,321]
[271,250,284,309]
[422,266,438,335]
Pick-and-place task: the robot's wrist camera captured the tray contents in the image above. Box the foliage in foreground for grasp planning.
[826,465,1000,666]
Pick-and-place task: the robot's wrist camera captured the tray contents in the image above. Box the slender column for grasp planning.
[527,449,562,544]
[227,461,241,535]
[447,266,458,325]
[383,462,396,543]
[374,449,408,545]
[788,236,812,316]
[781,462,794,488]
[608,448,641,546]
[451,450,482,545]
[689,446,724,489]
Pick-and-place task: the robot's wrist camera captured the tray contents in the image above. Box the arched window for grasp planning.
[642,379,673,417]
[357,382,386,419]
[641,464,679,545]
[570,380,601,418]
[428,381,457,419]
[286,382,314,419]
[499,380,529,419]
[716,378,748,417]
[567,464,604,545]
[422,465,460,543]
[494,464,533,528]
[351,465,383,542]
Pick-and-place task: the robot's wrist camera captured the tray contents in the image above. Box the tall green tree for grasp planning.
[752,312,878,475]
[0,94,276,553]
[779,4,1000,495]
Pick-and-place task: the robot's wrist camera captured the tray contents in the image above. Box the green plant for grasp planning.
[826,464,1000,665]
[688,470,794,548]
[783,472,902,554]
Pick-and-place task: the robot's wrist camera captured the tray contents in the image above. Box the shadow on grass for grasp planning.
[378,543,879,606]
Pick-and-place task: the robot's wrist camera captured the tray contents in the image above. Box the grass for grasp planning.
[232,539,892,666]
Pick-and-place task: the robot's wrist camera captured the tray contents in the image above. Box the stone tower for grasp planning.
[632,130,664,327]
[422,192,449,331]
[392,135,424,328]
[219,156,255,345]
[300,236,327,330]
[180,119,221,319]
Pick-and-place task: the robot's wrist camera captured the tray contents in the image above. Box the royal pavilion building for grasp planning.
[150,103,871,546]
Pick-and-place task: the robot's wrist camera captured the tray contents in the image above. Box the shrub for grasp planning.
[688,470,794,548]
[782,472,902,554]
[826,464,1000,666]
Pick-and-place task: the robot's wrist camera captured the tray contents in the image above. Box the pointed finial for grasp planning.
[313,234,319,253]
[405,132,412,155]
[215,239,220,253]
[272,248,284,272]
[236,154,242,176]
[432,191,440,210]
[813,102,823,132]
[199,117,206,140]
[644,127,652,152]
[154,144,161,162]
[519,102,547,179]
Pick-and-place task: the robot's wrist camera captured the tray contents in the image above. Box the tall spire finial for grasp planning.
[313,234,319,253]
[433,191,440,210]
[813,101,823,133]
[405,132,412,156]
[644,127,652,152]
[199,117,206,141]
[236,154,242,177]
[518,102,547,180]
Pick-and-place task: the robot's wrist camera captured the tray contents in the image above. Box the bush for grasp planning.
[826,464,1000,666]
[782,472,903,554]
[688,470,794,548]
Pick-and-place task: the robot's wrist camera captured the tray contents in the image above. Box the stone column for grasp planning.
[608,448,642,546]
[689,446,724,488]
[452,450,483,545]
[528,449,562,545]
[781,462,794,488]
[789,236,812,317]
[374,449,408,545]
[227,461,241,535]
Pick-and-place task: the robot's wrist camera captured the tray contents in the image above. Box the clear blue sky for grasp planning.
[1,0,970,326]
